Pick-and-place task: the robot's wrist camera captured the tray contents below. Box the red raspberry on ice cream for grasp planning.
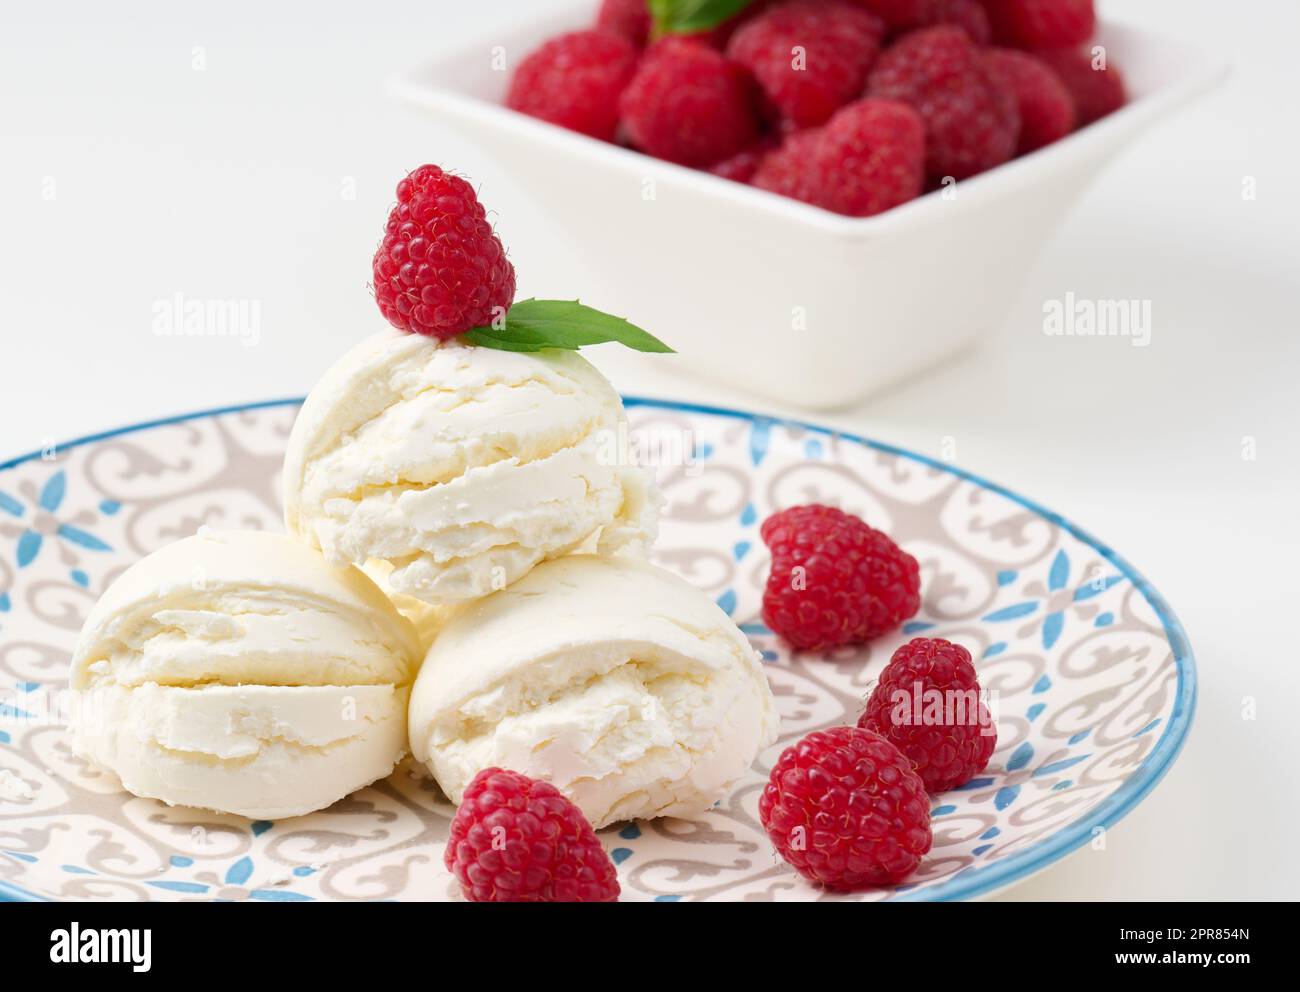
[444,767,620,902]
[372,165,516,340]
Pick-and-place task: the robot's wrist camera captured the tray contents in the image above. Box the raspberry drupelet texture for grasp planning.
[1035,45,1125,126]
[372,165,516,340]
[444,767,621,902]
[726,0,885,129]
[858,637,997,792]
[867,25,1019,181]
[595,0,652,48]
[982,0,1095,50]
[753,98,925,216]
[982,48,1076,152]
[620,37,761,167]
[760,504,921,651]
[506,30,639,141]
[759,726,932,889]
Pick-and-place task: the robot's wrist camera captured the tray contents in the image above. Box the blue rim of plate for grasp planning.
[0,396,1196,904]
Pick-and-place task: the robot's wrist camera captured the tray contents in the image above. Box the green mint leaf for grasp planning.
[463,299,674,354]
[458,327,552,353]
[649,0,754,35]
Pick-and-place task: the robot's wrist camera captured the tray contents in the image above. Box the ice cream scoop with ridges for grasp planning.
[69,530,420,820]
[282,331,659,611]
[408,554,780,828]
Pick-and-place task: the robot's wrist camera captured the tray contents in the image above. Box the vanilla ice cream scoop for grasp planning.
[69,530,420,819]
[408,555,779,828]
[282,331,659,609]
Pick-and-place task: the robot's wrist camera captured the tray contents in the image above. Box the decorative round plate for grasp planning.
[0,398,1194,902]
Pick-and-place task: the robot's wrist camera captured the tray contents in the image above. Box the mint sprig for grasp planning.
[463,299,674,354]
[649,0,754,35]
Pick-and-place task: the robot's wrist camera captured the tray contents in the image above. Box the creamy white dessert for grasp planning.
[282,331,659,610]
[68,530,420,819]
[408,555,779,828]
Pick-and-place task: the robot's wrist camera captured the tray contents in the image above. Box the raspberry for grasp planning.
[444,767,620,902]
[620,37,761,166]
[726,0,885,129]
[982,0,1095,49]
[706,2,770,49]
[752,98,925,216]
[925,0,992,43]
[707,141,774,183]
[595,0,651,48]
[853,0,932,33]
[857,637,997,792]
[506,30,639,141]
[760,504,921,650]
[759,726,932,890]
[752,129,820,198]
[982,48,1075,152]
[867,25,1019,180]
[1035,46,1125,126]
[372,165,516,340]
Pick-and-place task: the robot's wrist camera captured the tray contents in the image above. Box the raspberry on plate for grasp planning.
[620,37,761,166]
[726,0,885,129]
[372,165,516,340]
[506,29,639,141]
[595,0,651,48]
[759,726,932,890]
[1035,45,1126,126]
[444,767,621,902]
[983,0,1096,50]
[752,98,925,216]
[858,637,997,792]
[982,47,1076,152]
[760,503,921,650]
[867,25,1019,181]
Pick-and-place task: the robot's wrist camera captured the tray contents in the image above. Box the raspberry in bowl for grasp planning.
[392,1,1226,408]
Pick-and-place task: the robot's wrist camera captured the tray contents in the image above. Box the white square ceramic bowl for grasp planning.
[392,4,1226,409]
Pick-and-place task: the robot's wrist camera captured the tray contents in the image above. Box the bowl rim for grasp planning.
[0,395,1197,903]
[389,6,1230,235]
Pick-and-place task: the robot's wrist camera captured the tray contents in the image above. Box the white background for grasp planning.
[1,0,1296,900]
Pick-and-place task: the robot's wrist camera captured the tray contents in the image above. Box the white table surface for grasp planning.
[2,0,1295,900]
